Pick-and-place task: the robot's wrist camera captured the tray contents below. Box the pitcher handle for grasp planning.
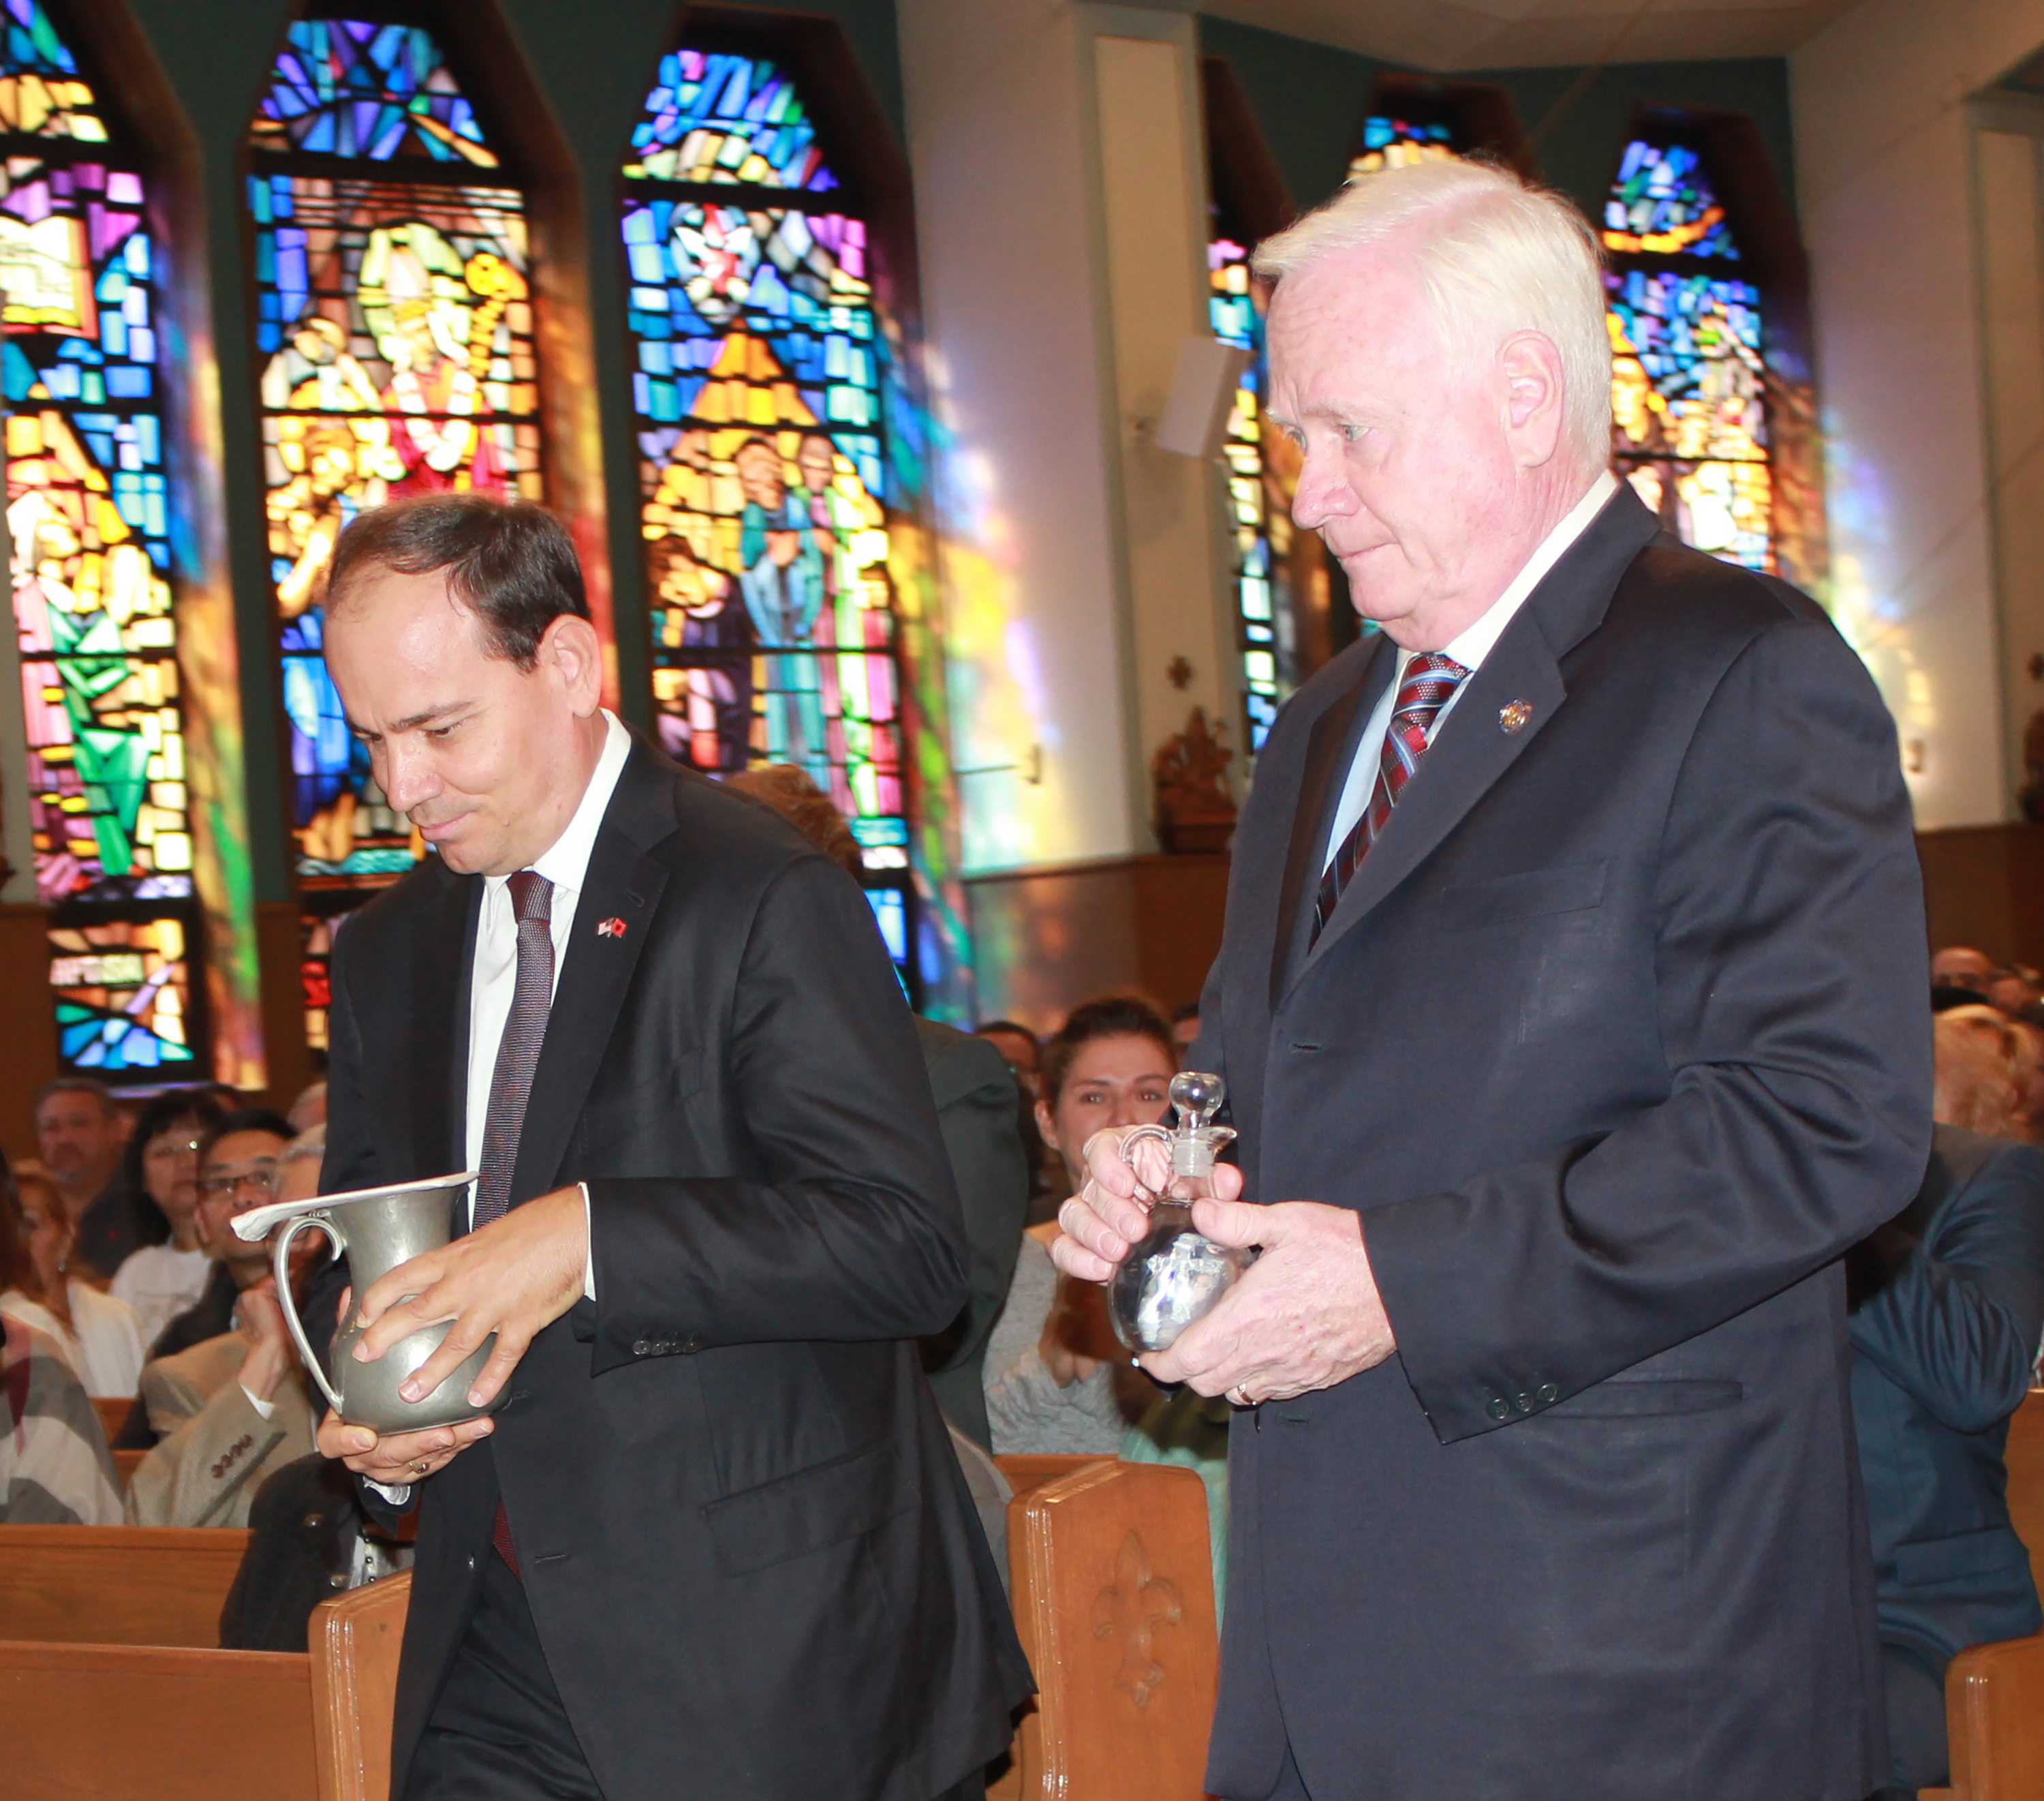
[1118,1123,1174,1205]
[273,1212,346,1415]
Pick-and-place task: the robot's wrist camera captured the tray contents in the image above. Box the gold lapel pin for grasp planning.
[1498,698,1534,735]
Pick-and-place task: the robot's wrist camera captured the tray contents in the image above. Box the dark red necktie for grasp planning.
[474,868,554,1575]
[1310,653,1470,946]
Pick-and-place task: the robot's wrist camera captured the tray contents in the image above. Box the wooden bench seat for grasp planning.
[0,1524,249,1647]
[0,1638,318,1801]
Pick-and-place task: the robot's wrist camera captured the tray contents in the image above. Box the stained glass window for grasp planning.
[1603,138,1772,571]
[1347,116,1457,181]
[3,0,200,1077]
[623,48,916,980]
[1208,235,1293,752]
[247,16,543,1051]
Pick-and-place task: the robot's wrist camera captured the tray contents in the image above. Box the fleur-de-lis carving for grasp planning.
[1091,1528,1182,1708]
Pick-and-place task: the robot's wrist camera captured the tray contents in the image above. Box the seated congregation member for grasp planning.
[111,1088,228,1353]
[307,495,1026,1801]
[1055,157,1930,1801]
[729,763,1032,1451]
[139,1108,296,1374]
[983,997,1171,1456]
[975,1019,1059,1224]
[219,1451,414,1651]
[127,1126,323,1528]
[1851,1008,2044,1799]
[287,1079,326,1133]
[0,1154,144,1398]
[0,1315,121,1524]
[35,1075,161,1280]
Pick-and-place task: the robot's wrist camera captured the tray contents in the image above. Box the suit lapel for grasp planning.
[1284,484,1662,1002]
[508,741,678,1206]
[408,867,478,1181]
[1269,635,1395,1007]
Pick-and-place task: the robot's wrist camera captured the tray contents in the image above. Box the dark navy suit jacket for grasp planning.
[1195,486,1932,1801]
[1850,1123,2044,1665]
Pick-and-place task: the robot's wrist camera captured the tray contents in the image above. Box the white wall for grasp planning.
[897,0,1235,874]
[1793,0,2044,828]
[897,0,1136,872]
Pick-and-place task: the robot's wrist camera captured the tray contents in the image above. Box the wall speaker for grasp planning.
[1153,333,1252,460]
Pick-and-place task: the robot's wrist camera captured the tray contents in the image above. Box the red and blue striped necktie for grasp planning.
[1310,652,1470,946]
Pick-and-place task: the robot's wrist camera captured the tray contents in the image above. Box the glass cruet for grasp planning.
[1107,1071,1257,1354]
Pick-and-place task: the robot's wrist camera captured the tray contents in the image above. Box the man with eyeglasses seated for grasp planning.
[123,1115,325,1527]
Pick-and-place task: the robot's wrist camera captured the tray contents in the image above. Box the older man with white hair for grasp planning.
[1057,160,1931,1798]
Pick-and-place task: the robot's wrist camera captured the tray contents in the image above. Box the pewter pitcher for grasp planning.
[236,1171,499,1434]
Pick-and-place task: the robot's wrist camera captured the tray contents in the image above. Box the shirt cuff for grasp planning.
[240,1384,278,1421]
[582,1181,595,1301]
[365,1479,413,1505]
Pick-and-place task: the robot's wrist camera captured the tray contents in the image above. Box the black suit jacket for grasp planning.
[914,1019,1029,1450]
[1850,1124,2044,1666]
[320,737,1030,1801]
[1198,487,1932,1801]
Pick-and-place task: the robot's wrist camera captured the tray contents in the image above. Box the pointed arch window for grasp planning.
[246,12,544,1051]
[3,0,202,1078]
[1602,136,1772,571]
[621,46,915,978]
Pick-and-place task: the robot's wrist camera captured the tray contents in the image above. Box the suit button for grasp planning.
[681,1336,704,1355]
[1485,1397,1510,1421]
[1537,1383,1559,1404]
[632,1338,651,1356]
[328,1573,346,1589]
[1513,1394,1532,1414]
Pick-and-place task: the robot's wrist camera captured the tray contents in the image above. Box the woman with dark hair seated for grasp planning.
[982,995,1174,1454]
[0,1150,121,1524]
[110,1088,228,1353]
[0,1156,144,1397]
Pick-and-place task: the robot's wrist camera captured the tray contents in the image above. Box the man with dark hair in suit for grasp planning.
[309,492,1027,1801]
[1057,159,1932,1800]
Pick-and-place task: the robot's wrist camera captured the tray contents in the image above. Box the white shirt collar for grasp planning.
[1436,471,1620,674]
[490,709,632,900]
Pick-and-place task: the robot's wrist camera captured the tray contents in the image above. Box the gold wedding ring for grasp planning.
[410,1459,431,1477]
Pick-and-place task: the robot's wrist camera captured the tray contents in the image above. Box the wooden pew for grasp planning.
[1002,1459,1218,1801]
[0,1524,249,1647]
[0,1639,318,1801]
[114,1446,146,1490]
[995,1453,1110,1507]
[310,1572,410,1801]
[92,1395,133,1444]
[1921,1632,2044,1801]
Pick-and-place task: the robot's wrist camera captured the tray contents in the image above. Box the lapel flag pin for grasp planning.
[1498,698,1534,735]
[597,917,628,939]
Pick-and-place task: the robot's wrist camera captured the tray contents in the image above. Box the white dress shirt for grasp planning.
[366,711,632,1501]
[1323,473,1618,872]
[467,708,632,1292]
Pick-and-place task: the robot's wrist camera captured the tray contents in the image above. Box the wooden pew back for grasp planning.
[0,1524,249,1647]
[1923,1631,2044,1800]
[310,1571,411,1801]
[0,1639,317,1801]
[92,1396,132,1443]
[996,1453,1109,1507]
[1007,1459,1218,1801]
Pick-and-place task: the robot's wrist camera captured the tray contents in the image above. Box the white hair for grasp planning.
[1252,159,1613,466]
[281,1124,325,1167]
